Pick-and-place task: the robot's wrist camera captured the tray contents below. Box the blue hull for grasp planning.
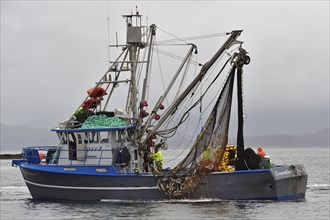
[13,160,307,201]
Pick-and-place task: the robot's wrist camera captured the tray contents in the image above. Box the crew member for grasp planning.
[202,146,211,160]
[150,145,163,172]
[257,147,266,157]
[257,147,274,169]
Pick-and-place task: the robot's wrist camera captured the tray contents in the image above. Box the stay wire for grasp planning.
[158,53,194,138]
[156,26,227,44]
[157,33,228,44]
[164,58,232,161]
[153,48,201,66]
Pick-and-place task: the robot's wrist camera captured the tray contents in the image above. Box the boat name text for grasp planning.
[275,169,293,176]
[84,146,102,151]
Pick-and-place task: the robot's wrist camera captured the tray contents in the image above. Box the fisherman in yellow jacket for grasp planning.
[150,144,163,171]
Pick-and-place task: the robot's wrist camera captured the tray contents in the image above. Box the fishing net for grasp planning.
[81,115,126,128]
[156,66,236,197]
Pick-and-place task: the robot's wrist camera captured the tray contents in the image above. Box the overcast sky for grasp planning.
[1,1,329,136]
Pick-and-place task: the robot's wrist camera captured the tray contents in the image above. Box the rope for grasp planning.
[156,26,227,44]
[81,115,126,128]
[153,48,201,66]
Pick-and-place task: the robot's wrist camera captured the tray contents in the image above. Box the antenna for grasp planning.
[116,32,118,47]
[106,0,111,65]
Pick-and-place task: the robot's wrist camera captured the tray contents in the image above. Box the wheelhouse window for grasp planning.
[85,131,110,143]
[57,132,68,144]
[116,130,125,142]
[68,132,77,160]
[87,132,99,143]
[100,131,109,143]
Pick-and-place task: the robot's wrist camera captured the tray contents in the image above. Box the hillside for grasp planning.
[231,128,330,147]
[0,124,58,153]
[0,124,329,153]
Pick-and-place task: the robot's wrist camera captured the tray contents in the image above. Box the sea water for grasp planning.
[1,146,329,220]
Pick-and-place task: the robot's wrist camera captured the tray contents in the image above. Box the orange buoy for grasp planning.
[38,150,44,161]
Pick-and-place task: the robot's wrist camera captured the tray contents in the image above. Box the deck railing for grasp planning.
[22,146,115,166]
[22,146,57,164]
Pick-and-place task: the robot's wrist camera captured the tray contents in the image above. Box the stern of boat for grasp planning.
[269,164,308,200]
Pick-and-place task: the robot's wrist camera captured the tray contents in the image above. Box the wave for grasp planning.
[0,186,28,191]
[307,183,330,191]
[100,198,223,204]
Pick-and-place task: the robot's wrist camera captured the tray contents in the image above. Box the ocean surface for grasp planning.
[1,146,329,220]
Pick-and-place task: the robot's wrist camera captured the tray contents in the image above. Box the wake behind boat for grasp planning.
[12,12,307,201]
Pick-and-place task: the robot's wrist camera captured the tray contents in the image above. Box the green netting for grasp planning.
[81,115,126,128]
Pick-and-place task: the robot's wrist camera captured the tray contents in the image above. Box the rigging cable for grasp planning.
[106,0,111,66]
[157,53,227,138]
[145,0,149,27]
[156,26,227,45]
[156,26,190,45]
[159,52,194,146]
[154,42,169,108]
[160,52,231,161]
[164,58,234,163]
[144,26,233,158]
[141,28,155,102]
[136,26,152,86]
[156,32,228,44]
[155,56,232,138]
[198,52,203,133]
[153,48,202,66]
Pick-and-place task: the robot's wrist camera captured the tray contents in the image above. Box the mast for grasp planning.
[233,48,250,170]
[141,24,156,103]
[123,13,146,122]
[235,66,245,169]
[128,43,139,120]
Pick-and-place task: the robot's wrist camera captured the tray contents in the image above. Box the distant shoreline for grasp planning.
[0,154,22,160]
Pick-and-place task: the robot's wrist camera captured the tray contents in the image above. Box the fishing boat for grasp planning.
[12,12,307,201]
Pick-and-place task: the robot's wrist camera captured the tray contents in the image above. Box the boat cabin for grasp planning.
[50,126,143,173]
